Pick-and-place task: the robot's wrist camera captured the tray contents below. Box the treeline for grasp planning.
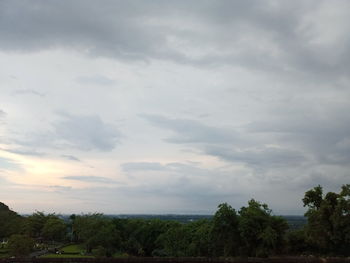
[0,185,349,257]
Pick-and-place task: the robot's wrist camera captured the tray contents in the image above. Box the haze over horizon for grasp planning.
[1,0,350,215]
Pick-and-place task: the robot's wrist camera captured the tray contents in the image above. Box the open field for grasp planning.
[59,244,85,254]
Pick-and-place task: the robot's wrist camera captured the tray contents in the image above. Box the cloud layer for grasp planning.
[0,0,349,214]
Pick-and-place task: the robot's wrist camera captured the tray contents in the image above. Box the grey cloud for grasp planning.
[142,114,239,144]
[53,112,121,151]
[12,89,45,97]
[76,75,115,86]
[0,110,6,124]
[122,161,209,175]
[1,147,46,156]
[143,114,348,175]
[1,1,349,81]
[245,113,350,166]
[205,146,307,169]
[119,161,247,209]
[62,175,118,184]
[8,112,121,152]
[122,162,168,172]
[48,185,72,192]
[61,155,81,162]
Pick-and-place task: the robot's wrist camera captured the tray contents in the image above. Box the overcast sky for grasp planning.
[1,0,350,215]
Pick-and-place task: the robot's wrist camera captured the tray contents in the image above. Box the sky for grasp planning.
[0,0,350,215]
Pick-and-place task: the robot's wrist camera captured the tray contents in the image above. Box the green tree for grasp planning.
[187,219,211,257]
[303,184,350,255]
[210,203,240,256]
[8,234,34,257]
[286,229,308,254]
[23,211,47,238]
[157,223,191,257]
[239,199,288,257]
[42,217,67,242]
[73,214,120,255]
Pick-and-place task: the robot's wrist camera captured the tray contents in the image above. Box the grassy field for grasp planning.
[60,244,85,254]
[40,244,94,258]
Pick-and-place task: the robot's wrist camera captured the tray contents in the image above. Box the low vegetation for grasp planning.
[0,184,349,258]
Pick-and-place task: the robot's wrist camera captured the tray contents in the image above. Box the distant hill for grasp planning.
[0,202,23,239]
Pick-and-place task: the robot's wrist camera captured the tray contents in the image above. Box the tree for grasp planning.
[157,223,191,257]
[303,184,350,255]
[210,203,240,256]
[239,199,288,257]
[73,214,120,255]
[42,217,67,242]
[187,219,211,257]
[23,211,47,238]
[8,234,34,257]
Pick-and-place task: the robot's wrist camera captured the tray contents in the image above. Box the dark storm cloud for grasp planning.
[1,1,349,80]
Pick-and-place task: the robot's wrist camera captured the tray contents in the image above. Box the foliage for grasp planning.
[40,253,94,258]
[73,214,120,256]
[303,184,350,256]
[186,219,211,257]
[157,223,191,256]
[8,234,34,257]
[42,217,67,242]
[239,199,288,257]
[1,185,349,258]
[210,203,240,256]
[0,202,23,239]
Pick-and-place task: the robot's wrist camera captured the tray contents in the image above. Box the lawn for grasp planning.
[40,244,93,258]
[60,244,85,254]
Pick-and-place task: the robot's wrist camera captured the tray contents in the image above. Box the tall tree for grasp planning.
[41,217,67,242]
[210,203,240,256]
[303,184,350,255]
[239,199,288,257]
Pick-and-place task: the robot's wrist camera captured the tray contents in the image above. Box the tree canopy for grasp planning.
[0,184,349,257]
